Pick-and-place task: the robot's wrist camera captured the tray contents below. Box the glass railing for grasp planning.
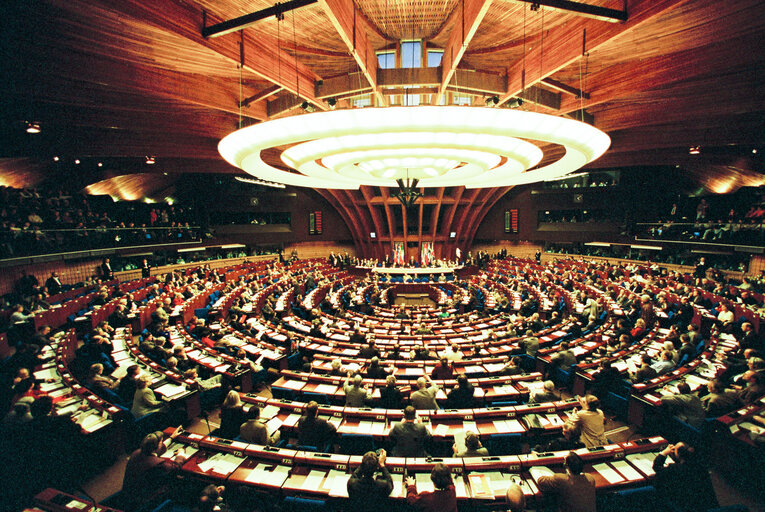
[0,225,202,259]
[634,221,765,246]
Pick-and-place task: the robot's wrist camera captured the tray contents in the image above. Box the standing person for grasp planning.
[652,442,717,512]
[379,375,404,409]
[141,258,152,278]
[218,390,245,439]
[405,463,458,512]
[389,406,431,457]
[566,395,607,448]
[346,450,394,512]
[101,258,114,280]
[45,271,62,296]
[411,375,440,410]
[536,452,596,512]
[343,372,371,407]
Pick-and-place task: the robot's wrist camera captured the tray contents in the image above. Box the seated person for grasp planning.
[533,423,584,453]
[537,452,596,512]
[85,363,120,396]
[501,356,523,376]
[453,431,488,457]
[404,463,458,512]
[366,357,391,379]
[296,400,337,449]
[411,375,439,410]
[239,406,280,445]
[566,395,607,448]
[446,375,476,409]
[131,374,165,418]
[659,382,705,428]
[652,350,676,375]
[379,375,404,409]
[629,354,658,383]
[218,390,245,439]
[117,365,141,405]
[529,380,558,403]
[390,406,431,457]
[122,429,186,509]
[550,342,577,372]
[652,442,717,512]
[347,450,394,512]
[431,358,454,380]
[343,372,371,407]
[701,378,738,417]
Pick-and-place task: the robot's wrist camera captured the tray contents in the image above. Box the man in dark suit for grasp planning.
[45,272,62,296]
[652,442,717,512]
[296,401,337,449]
[141,258,152,278]
[101,258,113,280]
[389,406,431,457]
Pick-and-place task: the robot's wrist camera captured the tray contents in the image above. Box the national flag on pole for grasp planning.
[393,242,405,265]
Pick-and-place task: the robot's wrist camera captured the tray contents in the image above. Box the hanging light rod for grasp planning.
[202,0,318,38]
[510,0,628,23]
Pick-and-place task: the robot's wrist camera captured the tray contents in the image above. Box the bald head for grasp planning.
[505,483,526,512]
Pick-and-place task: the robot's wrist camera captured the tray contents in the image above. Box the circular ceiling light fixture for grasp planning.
[218,106,610,189]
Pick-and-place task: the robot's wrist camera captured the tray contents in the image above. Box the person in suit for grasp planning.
[296,400,336,449]
[344,372,371,407]
[347,450,394,512]
[659,382,705,428]
[358,338,381,359]
[446,374,476,409]
[566,395,607,448]
[131,374,165,418]
[529,380,558,404]
[652,442,717,512]
[122,430,186,509]
[629,354,658,383]
[366,357,391,379]
[405,463,458,512]
[117,365,141,405]
[108,304,130,328]
[411,375,439,410]
[389,406,430,457]
[430,357,454,380]
[701,379,738,417]
[518,330,540,356]
[45,272,62,296]
[101,258,113,280]
[537,452,596,512]
[141,258,152,278]
[31,325,53,347]
[379,375,404,409]
[453,431,488,457]
[239,406,279,445]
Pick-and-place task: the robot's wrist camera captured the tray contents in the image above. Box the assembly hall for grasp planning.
[1,0,764,511]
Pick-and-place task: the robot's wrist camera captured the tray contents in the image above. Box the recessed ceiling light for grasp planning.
[26,122,41,134]
[145,156,156,165]
[97,162,103,167]
[74,159,80,164]
[753,149,758,154]
[688,146,701,155]
[52,156,59,162]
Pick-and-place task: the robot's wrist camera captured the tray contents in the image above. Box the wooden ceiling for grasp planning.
[0,0,763,249]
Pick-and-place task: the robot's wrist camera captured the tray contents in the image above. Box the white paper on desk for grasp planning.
[528,466,555,481]
[483,363,506,373]
[187,350,202,358]
[283,414,300,427]
[415,472,435,493]
[434,423,450,436]
[160,441,198,460]
[404,367,423,376]
[216,364,231,373]
[266,417,283,436]
[369,422,386,436]
[261,405,280,419]
[546,414,564,426]
[392,476,405,498]
[154,383,187,399]
[255,465,291,486]
[355,421,373,434]
[327,470,350,497]
[34,368,58,380]
[78,412,104,430]
[302,470,327,490]
[112,351,130,362]
[626,453,657,476]
[39,381,64,392]
[611,460,642,481]
[613,361,628,372]
[593,463,625,484]
[57,403,81,416]
[313,384,338,394]
[282,379,305,390]
[454,430,467,453]
[49,387,70,398]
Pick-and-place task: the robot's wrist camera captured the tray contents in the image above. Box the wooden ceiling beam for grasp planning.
[541,77,589,99]
[318,0,384,105]
[202,0,319,38]
[518,86,561,110]
[316,72,372,99]
[241,86,283,107]
[500,0,686,106]
[449,69,506,95]
[102,0,327,111]
[436,0,494,105]
[507,0,628,23]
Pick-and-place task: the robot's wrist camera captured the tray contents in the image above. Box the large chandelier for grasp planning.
[218,106,610,189]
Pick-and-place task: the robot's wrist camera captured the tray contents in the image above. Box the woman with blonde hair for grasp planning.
[219,390,245,439]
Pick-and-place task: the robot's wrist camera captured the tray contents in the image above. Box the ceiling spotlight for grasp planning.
[485,96,499,107]
[97,162,103,167]
[145,156,156,165]
[26,122,41,134]
[689,146,701,155]
[301,101,316,113]
[506,98,524,109]
[52,156,59,162]
[327,98,337,109]
[74,159,80,165]
[753,149,758,154]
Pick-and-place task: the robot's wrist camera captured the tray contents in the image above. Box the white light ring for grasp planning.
[281,132,541,170]
[239,153,361,189]
[219,106,610,188]
[322,148,500,177]
[337,162,488,186]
